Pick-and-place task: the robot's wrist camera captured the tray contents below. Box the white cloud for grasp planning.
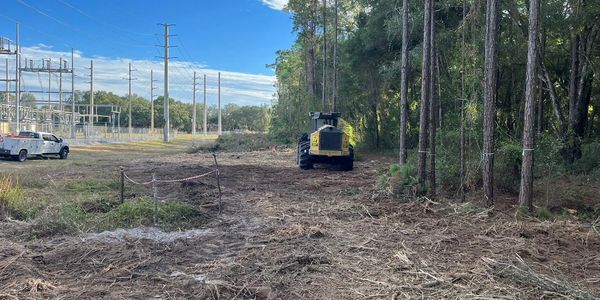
[12,45,276,107]
[261,0,288,11]
[35,43,53,49]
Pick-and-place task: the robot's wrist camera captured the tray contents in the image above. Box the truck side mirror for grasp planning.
[58,138,63,143]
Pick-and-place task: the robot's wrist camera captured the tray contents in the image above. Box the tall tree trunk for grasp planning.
[418,0,432,185]
[572,27,596,160]
[332,0,338,112]
[539,59,567,139]
[306,42,317,97]
[306,0,318,98]
[519,0,540,213]
[483,0,499,206]
[537,29,546,134]
[505,67,515,135]
[428,0,437,199]
[536,77,544,133]
[566,26,597,162]
[459,0,467,202]
[368,68,380,148]
[399,0,409,165]
[566,34,580,163]
[322,0,327,111]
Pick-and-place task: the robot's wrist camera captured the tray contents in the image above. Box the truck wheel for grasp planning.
[297,133,309,164]
[339,158,354,171]
[59,147,69,159]
[298,133,309,143]
[339,145,354,171]
[17,150,27,162]
[298,140,313,170]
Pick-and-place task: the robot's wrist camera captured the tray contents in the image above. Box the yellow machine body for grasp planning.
[309,125,350,157]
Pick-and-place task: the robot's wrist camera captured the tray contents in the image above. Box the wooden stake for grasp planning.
[152,172,158,225]
[120,166,124,204]
[212,153,222,215]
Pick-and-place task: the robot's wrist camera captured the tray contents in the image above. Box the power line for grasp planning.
[55,0,154,38]
[15,0,80,32]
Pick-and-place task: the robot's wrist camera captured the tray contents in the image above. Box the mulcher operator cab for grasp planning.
[297,112,354,171]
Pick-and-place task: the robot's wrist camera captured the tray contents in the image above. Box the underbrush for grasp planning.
[377,162,419,200]
[28,197,204,239]
[189,133,287,153]
[2,174,207,239]
[374,133,600,221]
[0,175,31,220]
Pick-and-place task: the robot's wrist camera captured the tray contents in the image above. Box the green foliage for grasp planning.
[535,133,567,176]
[76,90,270,133]
[102,198,200,229]
[378,163,419,200]
[535,207,554,221]
[213,133,279,152]
[28,198,203,238]
[222,104,271,132]
[0,175,27,220]
[579,204,600,222]
[64,179,116,193]
[571,142,600,174]
[495,142,523,194]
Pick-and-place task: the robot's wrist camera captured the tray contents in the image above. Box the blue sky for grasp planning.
[0,0,293,105]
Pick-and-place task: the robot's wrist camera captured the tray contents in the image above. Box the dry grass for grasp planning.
[0,144,598,299]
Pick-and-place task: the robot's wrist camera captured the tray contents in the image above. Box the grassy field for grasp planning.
[0,135,218,237]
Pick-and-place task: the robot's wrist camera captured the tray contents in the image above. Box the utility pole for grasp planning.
[89,60,94,136]
[59,57,63,112]
[218,72,221,135]
[15,23,20,132]
[48,59,51,113]
[128,62,133,138]
[150,70,156,134]
[163,23,171,143]
[203,74,207,135]
[4,58,8,104]
[192,71,197,135]
[332,0,338,112]
[322,0,327,111]
[71,48,75,139]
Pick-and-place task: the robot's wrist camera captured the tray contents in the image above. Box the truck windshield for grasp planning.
[18,132,40,138]
[316,118,338,128]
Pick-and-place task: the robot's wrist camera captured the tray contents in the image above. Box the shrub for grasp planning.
[535,133,566,176]
[379,163,419,200]
[101,198,201,229]
[0,175,26,220]
[571,142,600,174]
[189,133,283,152]
[495,142,522,194]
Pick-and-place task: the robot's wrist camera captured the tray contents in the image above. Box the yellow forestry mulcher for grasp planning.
[297,112,354,171]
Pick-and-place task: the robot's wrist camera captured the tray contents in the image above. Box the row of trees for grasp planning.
[272,0,599,209]
[2,91,271,133]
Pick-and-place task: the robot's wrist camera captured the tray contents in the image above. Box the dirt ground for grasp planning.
[0,143,599,299]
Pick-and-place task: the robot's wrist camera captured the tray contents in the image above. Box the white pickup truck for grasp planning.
[0,131,70,162]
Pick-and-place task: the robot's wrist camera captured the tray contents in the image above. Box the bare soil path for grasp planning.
[0,145,599,299]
